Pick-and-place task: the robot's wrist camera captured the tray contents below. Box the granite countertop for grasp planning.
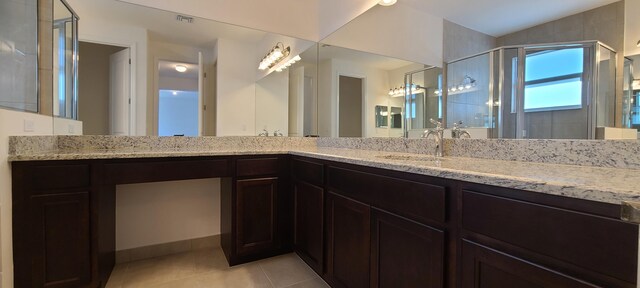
[8,146,640,205]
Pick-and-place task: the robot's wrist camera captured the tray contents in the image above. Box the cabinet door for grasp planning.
[236,177,279,256]
[326,192,371,288]
[461,240,600,288]
[293,180,324,274]
[371,209,444,288]
[30,192,91,288]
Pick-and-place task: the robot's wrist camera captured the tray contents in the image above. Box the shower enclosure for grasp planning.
[405,41,618,139]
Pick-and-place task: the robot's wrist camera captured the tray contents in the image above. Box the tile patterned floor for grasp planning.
[106,248,330,288]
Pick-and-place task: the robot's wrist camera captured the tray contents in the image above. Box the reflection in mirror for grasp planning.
[404,67,442,138]
[65,0,317,136]
[52,0,78,119]
[0,0,38,113]
[255,43,317,137]
[624,55,640,131]
[390,106,402,129]
[317,44,428,138]
[375,105,388,128]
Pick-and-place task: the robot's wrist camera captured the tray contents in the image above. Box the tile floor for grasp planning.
[106,248,330,288]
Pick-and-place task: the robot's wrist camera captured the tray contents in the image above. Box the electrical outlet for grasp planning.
[23,119,34,132]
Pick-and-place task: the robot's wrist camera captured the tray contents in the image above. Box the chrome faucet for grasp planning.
[258,129,269,136]
[422,119,444,157]
[273,130,283,137]
[451,121,471,139]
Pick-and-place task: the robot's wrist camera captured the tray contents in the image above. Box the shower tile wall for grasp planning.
[497,1,625,129]
[443,21,497,129]
[0,0,38,112]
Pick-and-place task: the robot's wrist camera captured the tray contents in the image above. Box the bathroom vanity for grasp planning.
[9,138,640,288]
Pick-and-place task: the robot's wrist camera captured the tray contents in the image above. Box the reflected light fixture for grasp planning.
[388,83,423,97]
[259,42,291,70]
[175,65,187,73]
[275,55,302,72]
[378,0,397,6]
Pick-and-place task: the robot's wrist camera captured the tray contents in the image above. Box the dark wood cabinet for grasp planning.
[235,177,279,256]
[293,180,324,274]
[326,192,371,288]
[11,154,639,288]
[221,156,291,266]
[29,192,92,288]
[461,240,600,288]
[370,208,444,288]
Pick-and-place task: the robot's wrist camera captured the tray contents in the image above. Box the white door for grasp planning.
[109,48,131,135]
[198,52,204,136]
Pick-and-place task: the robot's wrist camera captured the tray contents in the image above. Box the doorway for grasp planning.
[77,41,129,135]
[157,60,200,136]
[338,75,363,137]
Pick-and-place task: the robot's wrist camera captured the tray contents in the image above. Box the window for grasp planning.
[524,48,584,112]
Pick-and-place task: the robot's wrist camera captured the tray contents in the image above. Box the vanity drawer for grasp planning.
[291,158,324,186]
[25,163,91,192]
[236,157,280,177]
[462,190,638,284]
[328,166,446,224]
[105,158,230,184]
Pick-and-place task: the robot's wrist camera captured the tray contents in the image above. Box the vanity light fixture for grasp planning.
[388,83,423,97]
[378,0,397,6]
[175,65,187,73]
[436,75,476,95]
[259,42,290,70]
[275,55,302,72]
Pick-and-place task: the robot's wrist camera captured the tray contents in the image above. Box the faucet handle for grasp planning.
[429,118,443,130]
[453,120,463,129]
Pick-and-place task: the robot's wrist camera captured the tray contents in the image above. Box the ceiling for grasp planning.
[67,0,268,47]
[400,0,620,37]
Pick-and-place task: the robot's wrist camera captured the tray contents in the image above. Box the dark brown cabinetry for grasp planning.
[293,180,324,274]
[221,157,291,265]
[291,158,325,274]
[326,192,371,288]
[11,154,639,288]
[371,208,444,288]
[12,162,95,288]
[461,240,599,288]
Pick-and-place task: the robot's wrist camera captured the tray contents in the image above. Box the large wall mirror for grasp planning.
[24,0,638,140]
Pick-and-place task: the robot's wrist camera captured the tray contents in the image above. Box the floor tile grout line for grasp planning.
[258,262,277,288]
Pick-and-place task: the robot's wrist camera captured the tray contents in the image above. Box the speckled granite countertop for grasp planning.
[8,146,640,205]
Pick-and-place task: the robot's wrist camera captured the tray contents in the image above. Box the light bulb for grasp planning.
[293,55,301,61]
[464,84,472,89]
[175,65,187,73]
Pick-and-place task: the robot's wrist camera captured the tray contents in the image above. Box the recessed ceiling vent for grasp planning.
[176,15,194,24]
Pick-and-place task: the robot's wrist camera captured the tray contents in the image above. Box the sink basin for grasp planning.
[376,154,443,162]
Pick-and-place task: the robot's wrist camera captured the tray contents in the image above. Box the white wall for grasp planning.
[322,3,444,67]
[255,71,289,135]
[0,109,54,288]
[116,179,220,250]
[77,17,148,136]
[624,0,640,56]
[52,118,83,135]
[216,38,257,136]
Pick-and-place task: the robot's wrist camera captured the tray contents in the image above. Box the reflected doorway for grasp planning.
[338,75,364,137]
[157,60,200,136]
[77,41,129,135]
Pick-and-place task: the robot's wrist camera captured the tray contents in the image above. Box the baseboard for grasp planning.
[115,234,221,264]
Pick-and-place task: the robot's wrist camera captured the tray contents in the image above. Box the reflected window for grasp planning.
[524,48,583,112]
